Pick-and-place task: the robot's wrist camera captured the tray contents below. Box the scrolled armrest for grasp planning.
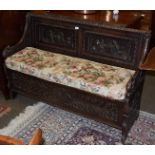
[2,42,26,59]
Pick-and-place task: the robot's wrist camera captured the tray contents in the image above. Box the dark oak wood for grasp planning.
[0,11,27,99]
[0,11,27,50]
[3,12,151,144]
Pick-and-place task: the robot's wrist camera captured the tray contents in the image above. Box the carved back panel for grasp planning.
[30,15,79,56]
[39,25,75,50]
[80,27,150,69]
[24,13,151,70]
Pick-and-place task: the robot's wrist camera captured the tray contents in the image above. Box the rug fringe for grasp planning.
[0,102,46,136]
[1,102,155,137]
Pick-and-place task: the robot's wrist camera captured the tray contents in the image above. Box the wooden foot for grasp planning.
[11,91,17,99]
[121,134,126,144]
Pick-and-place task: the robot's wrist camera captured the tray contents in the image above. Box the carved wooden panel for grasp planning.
[25,14,151,70]
[10,70,120,124]
[85,32,135,61]
[38,25,75,49]
[31,17,78,55]
[82,31,137,67]
[78,26,150,70]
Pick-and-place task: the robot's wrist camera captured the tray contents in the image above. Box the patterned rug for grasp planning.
[0,102,155,145]
[0,104,11,118]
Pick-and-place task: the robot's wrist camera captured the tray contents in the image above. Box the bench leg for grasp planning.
[10,91,18,99]
[121,120,128,144]
[2,89,11,100]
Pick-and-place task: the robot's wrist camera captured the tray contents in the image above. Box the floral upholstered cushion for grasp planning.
[5,47,135,100]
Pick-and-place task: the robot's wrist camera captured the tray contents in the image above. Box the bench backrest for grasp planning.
[23,13,151,70]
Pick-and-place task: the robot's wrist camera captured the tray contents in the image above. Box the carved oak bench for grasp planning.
[2,12,154,143]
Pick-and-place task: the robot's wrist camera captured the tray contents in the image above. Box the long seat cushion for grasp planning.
[5,47,135,100]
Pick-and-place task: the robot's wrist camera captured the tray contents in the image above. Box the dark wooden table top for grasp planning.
[32,10,143,29]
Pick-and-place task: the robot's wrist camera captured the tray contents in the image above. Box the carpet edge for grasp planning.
[0,102,45,136]
[140,110,155,119]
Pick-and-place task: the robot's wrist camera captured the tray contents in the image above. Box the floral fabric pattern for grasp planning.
[5,47,135,100]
